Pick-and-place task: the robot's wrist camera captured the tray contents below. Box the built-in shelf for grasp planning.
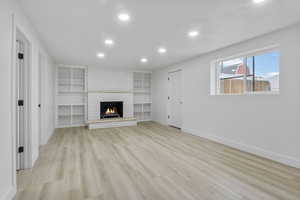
[57,103,85,106]
[134,102,152,104]
[58,91,86,94]
[88,90,132,94]
[133,72,152,122]
[56,65,87,128]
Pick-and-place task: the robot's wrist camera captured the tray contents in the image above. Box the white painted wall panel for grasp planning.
[87,68,134,121]
[88,68,132,91]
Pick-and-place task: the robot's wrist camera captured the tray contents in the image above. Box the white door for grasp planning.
[16,40,25,170]
[168,70,182,128]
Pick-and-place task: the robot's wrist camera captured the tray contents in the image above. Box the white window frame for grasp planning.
[211,45,280,96]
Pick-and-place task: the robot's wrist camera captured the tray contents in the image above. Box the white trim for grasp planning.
[16,28,33,169]
[38,52,46,147]
[182,128,300,169]
[214,91,280,96]
[57,124,86,128]
[210,61,217,95]
[10,13,34,191]
[10,13,17,191]
[88,120,137,129]
[0,187,16,200]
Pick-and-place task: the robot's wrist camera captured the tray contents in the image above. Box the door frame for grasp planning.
[15,28,32,170]
[38,53,44,147]
[11,13,32,188]
[167,69,183,129]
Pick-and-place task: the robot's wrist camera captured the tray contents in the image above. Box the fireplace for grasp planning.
[100,101,123,119]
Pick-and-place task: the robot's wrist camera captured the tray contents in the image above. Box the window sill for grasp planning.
[212,91,280,96]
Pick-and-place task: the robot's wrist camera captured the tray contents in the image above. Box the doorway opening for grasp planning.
[16,29,31,171]
[167,70,182,129]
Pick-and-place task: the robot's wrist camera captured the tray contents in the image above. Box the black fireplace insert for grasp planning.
[100,101,123,119]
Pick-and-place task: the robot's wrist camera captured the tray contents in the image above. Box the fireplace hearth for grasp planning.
[100,101,123,119]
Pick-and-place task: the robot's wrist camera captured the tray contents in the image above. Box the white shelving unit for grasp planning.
[56,65,87,128]
[133,72,152,122]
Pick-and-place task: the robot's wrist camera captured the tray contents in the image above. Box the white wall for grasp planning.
[152,24,300,168]
[87,67,134,121]
[40,57,55,145]
[0,1,14,199]
[88,68,133,92]
[0,0,55,199]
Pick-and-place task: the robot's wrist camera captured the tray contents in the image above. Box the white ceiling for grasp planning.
[19,0,300,69]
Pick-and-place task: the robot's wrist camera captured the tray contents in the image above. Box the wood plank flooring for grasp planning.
[16,122,300,200]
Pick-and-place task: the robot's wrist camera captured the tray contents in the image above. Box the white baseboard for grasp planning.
[0,186,16,200]
[182,127,300,169]
[41,129,55,146]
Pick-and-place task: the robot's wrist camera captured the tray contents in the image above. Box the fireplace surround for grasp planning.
[100,101,123,119]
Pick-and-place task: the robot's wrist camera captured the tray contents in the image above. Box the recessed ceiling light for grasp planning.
[118,13,131,22]
[97,52,105,58]
[253,0,265,4]
[158,47,167,54]
[140,58,148,63]
[104,39,114,46]
[188,30,199,38]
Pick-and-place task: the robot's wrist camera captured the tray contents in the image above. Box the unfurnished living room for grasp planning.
[1,0,300,199]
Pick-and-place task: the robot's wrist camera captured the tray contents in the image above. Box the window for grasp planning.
[214,49,280,95]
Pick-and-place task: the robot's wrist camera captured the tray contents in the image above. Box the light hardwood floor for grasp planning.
[17,122,300,200]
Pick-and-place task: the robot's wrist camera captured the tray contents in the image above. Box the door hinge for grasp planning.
[18,146,24,153]
[168,115,170,119]
[18,53,24,60]
[38,104,41,108]
[168,96,170,100]
[18,100,24,106]
[168,77,170,81]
